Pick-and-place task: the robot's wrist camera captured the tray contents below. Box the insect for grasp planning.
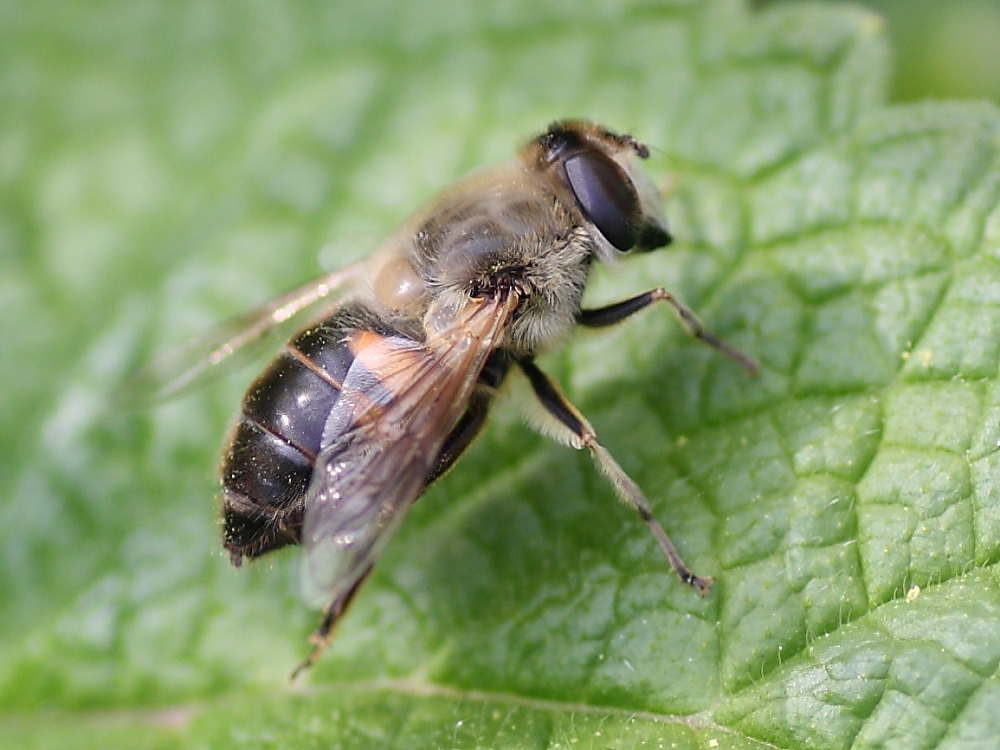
[142,120,757,676]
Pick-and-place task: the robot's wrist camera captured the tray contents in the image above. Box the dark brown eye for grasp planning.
[564,151,641,251]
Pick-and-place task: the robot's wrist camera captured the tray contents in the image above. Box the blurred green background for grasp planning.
[783,0,1000,103]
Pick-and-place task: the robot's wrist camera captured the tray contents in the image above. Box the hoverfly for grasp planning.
[141,120,757,676]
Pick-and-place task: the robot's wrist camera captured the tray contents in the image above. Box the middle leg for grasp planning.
[517,357,713,595]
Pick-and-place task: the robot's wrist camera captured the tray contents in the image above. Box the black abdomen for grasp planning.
[221,303,511,566]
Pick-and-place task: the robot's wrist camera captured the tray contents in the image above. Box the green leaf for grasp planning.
[2,0,999,747]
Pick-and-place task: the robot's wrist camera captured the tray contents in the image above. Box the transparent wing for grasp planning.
[299,292,519,609]
[124,261,367,404]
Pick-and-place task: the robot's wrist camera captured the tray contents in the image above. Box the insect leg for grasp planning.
[577,288,758,375]
[290,567,372,680]
[517,357,713,595]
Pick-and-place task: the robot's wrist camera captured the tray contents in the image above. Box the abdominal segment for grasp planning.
[220,303,510,566]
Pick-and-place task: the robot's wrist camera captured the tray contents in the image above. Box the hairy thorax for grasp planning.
[392,167,594,355]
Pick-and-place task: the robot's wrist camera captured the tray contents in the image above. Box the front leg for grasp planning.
[517,357,713,595]
[578,288,759,375]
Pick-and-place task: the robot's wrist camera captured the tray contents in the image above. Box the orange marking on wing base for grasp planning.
[345,330,429,426]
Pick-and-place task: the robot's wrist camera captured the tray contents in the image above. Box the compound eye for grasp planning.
[564,151,641,251]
